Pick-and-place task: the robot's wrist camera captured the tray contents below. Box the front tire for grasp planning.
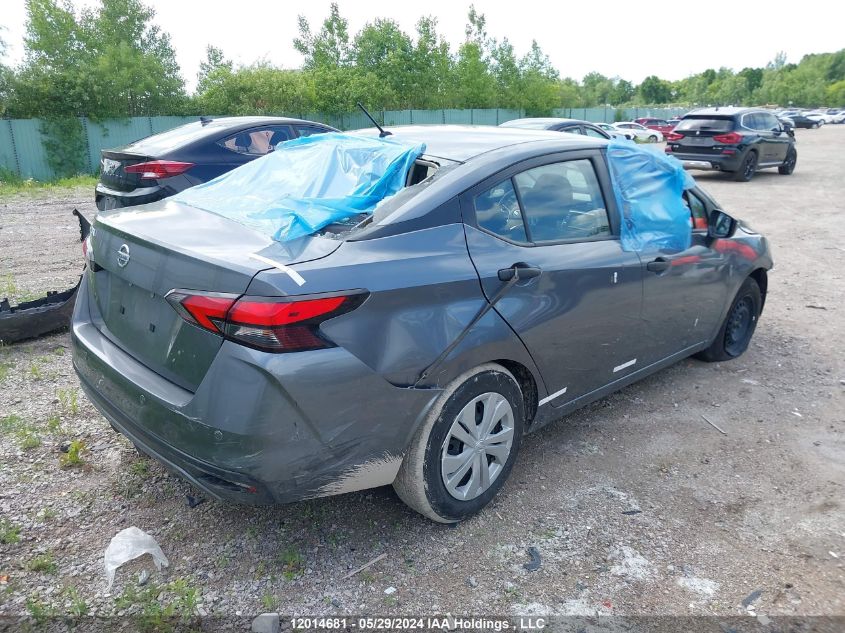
[393,364,524,523]
[696,277,762,362]
[648,134,658,143]
[733,151,758,182]
[778,148,797,175]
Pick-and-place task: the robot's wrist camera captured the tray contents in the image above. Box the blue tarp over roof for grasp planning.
[172,132,425,242]
[606,139,696,252]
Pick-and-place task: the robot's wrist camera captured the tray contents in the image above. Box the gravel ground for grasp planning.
[0,128,843,628]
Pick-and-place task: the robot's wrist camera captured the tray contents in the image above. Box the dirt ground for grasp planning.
[0,127,843,627]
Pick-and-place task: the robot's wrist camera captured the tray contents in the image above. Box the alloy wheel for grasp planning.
[440,392,515,501]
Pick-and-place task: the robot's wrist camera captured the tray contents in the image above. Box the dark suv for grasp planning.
[664,107,796,182]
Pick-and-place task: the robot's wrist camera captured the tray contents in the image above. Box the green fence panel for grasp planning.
[497,109,524,124]
[85,117,159,171]
[1,107,696,181]
[150,116,198,135]
[10,119,51,181]
[0,120,19,177]
[443,109,471,124]
[383,110,412,126]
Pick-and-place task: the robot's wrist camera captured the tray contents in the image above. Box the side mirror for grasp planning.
[772,127,782,135]
[708,209,737,239]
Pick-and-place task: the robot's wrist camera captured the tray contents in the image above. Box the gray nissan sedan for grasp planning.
[72,126,772,522]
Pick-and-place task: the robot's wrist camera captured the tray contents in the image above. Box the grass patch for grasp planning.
[277,547,305,580]
[0,173,98,198]
[1,413,41,450]
[60,439,86,468]
[25,598,55,625]
[260,592,279,611]
[37,507,58,521]
[0,518,21,544]
[114,577,200,630]
[0,361,11,382]
[27,552,57,574]
[57,388,79,415]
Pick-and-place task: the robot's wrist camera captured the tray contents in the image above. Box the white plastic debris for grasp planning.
[104,526,169,589]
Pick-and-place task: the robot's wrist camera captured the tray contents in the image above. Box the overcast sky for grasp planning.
[2,0,843,92]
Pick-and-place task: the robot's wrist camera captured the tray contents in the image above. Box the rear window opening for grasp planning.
[320,158,445,237]
[675,117,734,133]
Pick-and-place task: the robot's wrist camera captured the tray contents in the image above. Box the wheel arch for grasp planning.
[493,359,539,430]
[749,268,768,314]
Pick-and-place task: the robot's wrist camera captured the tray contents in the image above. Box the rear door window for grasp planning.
[219,125,294,155]
[474,179,528,243]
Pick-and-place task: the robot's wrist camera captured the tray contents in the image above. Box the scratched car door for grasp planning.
[461,150,644,407]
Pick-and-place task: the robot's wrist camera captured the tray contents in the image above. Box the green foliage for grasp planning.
[1,413,41,450]
[60,439,86,468]
[27,552,57,573]
[0,518,21,544]
[115,577,200,631]
[0,173,98,196]
[3,2,844,128]
[40,116,88,178]
[8,0,186,118]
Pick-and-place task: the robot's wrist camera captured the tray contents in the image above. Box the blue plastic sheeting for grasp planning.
[172,132,424,242]
[606,139,696,253]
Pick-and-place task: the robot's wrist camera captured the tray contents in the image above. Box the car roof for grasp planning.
[196,115,327,128]
[499,117,584,128]
[684,106,764,117]
[351,124,604,162]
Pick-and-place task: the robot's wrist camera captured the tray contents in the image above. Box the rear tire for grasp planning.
[393,364,524,523]
[778,148,797,175]
[733,151,758,182]
[695,277,762,362]
[812,122,820,129]
[648,134,658,143]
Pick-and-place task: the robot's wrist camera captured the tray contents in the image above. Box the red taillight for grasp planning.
[165,290,367,352]
[712,132,743,145]
[124,160,194,180]
[665,132,684,141]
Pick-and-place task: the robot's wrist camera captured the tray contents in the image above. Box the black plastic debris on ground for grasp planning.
[0,279,80,344]
[742,589,763,607]
[523,546,541,572]
[186,494,207,509]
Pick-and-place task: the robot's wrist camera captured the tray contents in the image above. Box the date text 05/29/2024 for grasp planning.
[289,616,548,631]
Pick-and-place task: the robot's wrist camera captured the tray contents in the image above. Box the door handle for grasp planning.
[646,258,670,273]
[498,262,542,282]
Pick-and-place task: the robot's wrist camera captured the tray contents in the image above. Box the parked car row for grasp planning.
[774,108,845,128]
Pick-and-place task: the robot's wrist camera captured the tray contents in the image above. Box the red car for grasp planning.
[634,118,677,136]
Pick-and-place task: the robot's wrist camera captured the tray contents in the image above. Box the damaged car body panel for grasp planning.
[72,126,773,514]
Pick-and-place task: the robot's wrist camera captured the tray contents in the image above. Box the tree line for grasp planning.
[1,0,844,122]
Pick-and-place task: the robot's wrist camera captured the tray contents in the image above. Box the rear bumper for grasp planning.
[667,151,743,172]
[71,273,440,504]
[95,183,166,211]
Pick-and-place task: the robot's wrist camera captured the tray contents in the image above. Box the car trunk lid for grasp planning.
[99,150,153,192]
[88,199,340,391]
